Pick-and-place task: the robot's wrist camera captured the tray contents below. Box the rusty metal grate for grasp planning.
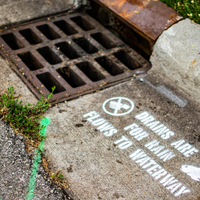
[0,12,150,104]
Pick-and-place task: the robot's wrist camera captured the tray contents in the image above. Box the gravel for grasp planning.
[0,120,67,200]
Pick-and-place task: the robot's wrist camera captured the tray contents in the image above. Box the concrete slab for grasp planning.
[43,71,200,200]
[0,0,75,27]
[150,19,200,105]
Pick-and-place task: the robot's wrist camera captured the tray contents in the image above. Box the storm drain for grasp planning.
[0,12,150,103]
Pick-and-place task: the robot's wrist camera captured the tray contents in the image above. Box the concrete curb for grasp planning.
[150,19,200,104]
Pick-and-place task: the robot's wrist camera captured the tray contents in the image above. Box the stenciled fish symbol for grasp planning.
[181,165,200,181]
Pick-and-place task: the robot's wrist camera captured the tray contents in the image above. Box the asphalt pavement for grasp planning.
[0,120,67,200]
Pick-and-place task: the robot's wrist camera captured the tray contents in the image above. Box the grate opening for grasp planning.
[55,42,80,59]
[37,72,65,94]
[57,67,86,88]
[91,32,116,49]
[70,16,95,31]
[54,20,78,35]
[19,28,42,45]
[37,24,60,40]
[95,56,123,76]
[114,50,141,70]
[18,52,43,71]
[37,46,62,64]
[1,33,24,50]
[76,61,105,82]
[73,37,98,54]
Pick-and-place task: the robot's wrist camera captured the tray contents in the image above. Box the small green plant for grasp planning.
[0,86,55,144]
[57,174,63,179]
[51,174,56,179]
[160,0,200,24]
[51,173,63,180]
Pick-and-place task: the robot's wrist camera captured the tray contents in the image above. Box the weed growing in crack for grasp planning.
[50,172,68,189]
[52,173,64,180]
[0,86,55,144]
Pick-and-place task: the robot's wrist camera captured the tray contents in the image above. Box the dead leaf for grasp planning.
[190,60,196,65]
[45,0,52,4]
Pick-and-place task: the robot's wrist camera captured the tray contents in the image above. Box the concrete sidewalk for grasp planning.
[0,0,75,27]
[42,69,200,200]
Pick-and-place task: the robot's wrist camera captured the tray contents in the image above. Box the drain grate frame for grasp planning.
[0,11,151,104]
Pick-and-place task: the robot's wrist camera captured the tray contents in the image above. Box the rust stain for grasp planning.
[127,0,147,7]
[120,8,135,18]
[102,0,126,8]
[93,0,183,44]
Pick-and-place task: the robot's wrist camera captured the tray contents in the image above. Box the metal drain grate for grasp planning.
[0,12,151,104]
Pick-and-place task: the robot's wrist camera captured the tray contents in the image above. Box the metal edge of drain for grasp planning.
[48,76,147,105]
[0,47,150,106]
